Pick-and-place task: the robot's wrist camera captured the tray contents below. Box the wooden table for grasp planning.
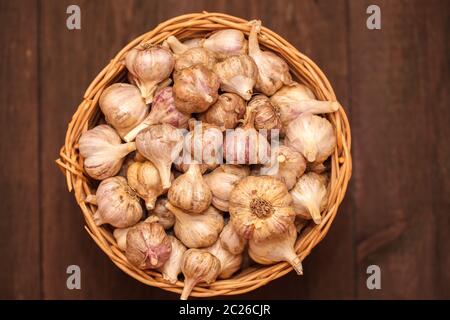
[0,0,448,299]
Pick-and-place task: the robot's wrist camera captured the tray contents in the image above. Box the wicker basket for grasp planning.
[56,12,352,298]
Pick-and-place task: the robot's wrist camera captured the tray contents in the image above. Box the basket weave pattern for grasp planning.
[56,12,352,297]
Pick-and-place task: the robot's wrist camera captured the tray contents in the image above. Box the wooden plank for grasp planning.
[0,0,41,299]
[349,0,449,299]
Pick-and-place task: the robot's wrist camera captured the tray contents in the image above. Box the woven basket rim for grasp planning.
[56,11,352,298]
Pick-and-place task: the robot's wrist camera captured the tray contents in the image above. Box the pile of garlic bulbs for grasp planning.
[80,20,339,300]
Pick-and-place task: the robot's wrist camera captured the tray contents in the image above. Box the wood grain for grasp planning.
[0,0,41,299]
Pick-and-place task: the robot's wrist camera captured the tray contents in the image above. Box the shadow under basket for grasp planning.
[56,12,352,298]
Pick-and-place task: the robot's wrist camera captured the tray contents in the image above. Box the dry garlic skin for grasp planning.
[248,94,282,132]
[201,29,247,58]
[99,83,148,139]
[174,47,216,71]
[199,93,246,130]
[159,235,187,284]
[229,176,295,241]
[204,240,242,279]
[94,176,143,228]
[125,222,172,270]
[219,223,247,255]
[290,172,328,224]
[149,198,175,230]
[126,161,164,210]
[285,113,336,163]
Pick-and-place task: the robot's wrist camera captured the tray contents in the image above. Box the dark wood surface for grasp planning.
[0,0,448,299]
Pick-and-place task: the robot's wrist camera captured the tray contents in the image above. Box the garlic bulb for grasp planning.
[125,222,172,269]
[290,172,328,224]
[259,145,306,190]
[184,120,223,167]
[168,164,212,214]
[148,198,175,230]
[124,87,190,142]
[99,83,148,139]
[213,54,257,100]
[158,235,187,284]
[174,159,209,174]
[248,94,282,132]
[180,249,221,300]
[201,29,248,58]
[204,240,242,279]
[79,125,136,180]
[125,44,175,103]
[136,124,184,189]
[167,36,216,71]
[216,164,251,177]
[173,64,220,113]
[285,113,336,163]
[270,82,340,128]
[223,107,271,165]
[198,93,246,130]
[166,202,224,248]
[113,227,129,251]
[183,37,202,48]
[93,176,143,228]
[248,223,302,275]
[249,20,292,96]
[229,176,295,241]
[127,161,167,210]
[204,165,248,212]
[219,223,246,255]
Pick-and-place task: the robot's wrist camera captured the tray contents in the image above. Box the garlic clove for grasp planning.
[99,83,149,139]
[290,172,328,224]
[148,198,175,230]
[198,93,246,130]
[229,176,295,242]
[113,227,129,251]
[93,176,143,228]
[168,164,212,214]
[248,223,302,275]
[124,87,190,142]
[248,94,282,132]
[204,240,242,279]
[213,55,257,101]
[135,123,184,189]
[201,29,248,58]
[166,202,224,249]
[79,124,136,180]
[180,249,221,300]
[285,113,336,163]
[219,223,247,255]
[248,20,292,96]
[125,44,175,104]
[125,222,172,270]
[173,64,220,113]
[158,235,187,284]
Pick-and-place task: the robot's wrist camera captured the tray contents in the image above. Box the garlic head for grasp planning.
[219,223,247,255]
[148,198,175,230]
[248,94,282,132]
[201,29,248,58]
[198,93,246,130]
[158,235,187,284]
[204,240,242,279]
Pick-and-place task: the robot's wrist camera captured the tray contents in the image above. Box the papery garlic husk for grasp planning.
[79,125,136,180]
[173,64,220,113]
[174,158,210,174]
[180,249,221,300]
[168,164,212,214]
[295,216,309,234]
[125,44,175,103]
[201,29,248,59]
[125,222,172,269]
[270,82,340,129]
[213,54,257,100]
[306,161,328,174]
[198,93,246,130]
[219,223,247,255]
[117,155,136,178]
[127,161,168,210]
[248,223,302,275]
[248,94,282,133]
[93,176,143,228]
[99,83,149,139]
[258,145,306,190]
[285,113,336,163]
[167,36,216,71]
[166,203,224,248]
[184,120,223,167]
[204,240,242,279]
[223,107,271,165]
[112,216,158,251]
[183,37,202,48]
[216,164,251,177]
[290,172,328,224]
[136,124,184,189]
[204,165,249,212]
[158,235,187,284]
[248,20,292,96]
[148,198,175,230]
[229,176,295,241]
[124,87,190,142]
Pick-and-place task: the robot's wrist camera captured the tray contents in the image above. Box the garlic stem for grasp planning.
[304,200,321,224]
[124,122,152,142]
[292,100,340,114]
[286,253,303,275]
[180,277,197,300]
[167,35,189,54]
[85,194,97,205]
[248,20,261,56]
